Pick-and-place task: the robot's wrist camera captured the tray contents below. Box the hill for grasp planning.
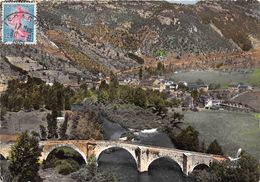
[0,0,259,84]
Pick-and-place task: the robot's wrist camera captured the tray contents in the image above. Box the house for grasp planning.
[205,99,222,109]
[46,82,54,86]
[56,116,65,123]
[237,84,253,91]
[118,78,139,86]
[139,78,166,92]
[63,83,80,90]
[164,80,178,92]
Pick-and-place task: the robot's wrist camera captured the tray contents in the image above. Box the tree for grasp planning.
[39,125,47,140]
[133,88,148,108]
[8,131,42,182]
[235,151,260,182]
[209,151,260,182]
[0,106,7,120]
[99,80,109,91]
[69,111,103,140]
[47,110,58,139]
[138,67,143,80]
[157,62,165,73]
[59,112,69,140]
[98,90,109,104]
[109,72,119,101]
[207,140,224,155]
[191,90,199,100]
[175,126,200,152]
[109,72,119,89]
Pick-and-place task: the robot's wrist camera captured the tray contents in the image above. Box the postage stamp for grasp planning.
[2,2,37,44]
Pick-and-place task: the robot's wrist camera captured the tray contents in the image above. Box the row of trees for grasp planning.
[97,73,173,109]
[39,111,69,140]
[39,109,103,141]
[1,73,175,114]
[1,78,74,112]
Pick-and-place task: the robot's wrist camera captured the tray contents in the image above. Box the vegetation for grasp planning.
[250,68,260,86]
[42,147,84,175]
[96,73,173,109]
[39,124,47,140]
[71,164,118,182]
[192,151,260,182]
[60,43,108,75]
[70,110,103,140]
[174,126,200,152]
[139,67,143,80]
[1,78,74,112]
[165,122,225,154]
[1,72,174,114]
[0,106,7,120]
[206,140,224,155]
[47,110,59,139]
[154,49,167,58]
[208,83,221,90]
[71,155,118,182]
[8,131,42,182]
[128,53,144,64]
[59,112,69,140]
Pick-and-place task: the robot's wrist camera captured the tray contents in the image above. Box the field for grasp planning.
[250,69,260,86]
[171,69,260,88]
[183,110,260,160]
[233,90,260,112]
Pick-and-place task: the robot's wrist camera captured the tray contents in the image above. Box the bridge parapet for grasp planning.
[1,140,227,176]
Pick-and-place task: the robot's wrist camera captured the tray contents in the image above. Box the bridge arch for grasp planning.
[147,156,184,173]
[42,144,87,164]
[190,163,210,173]
[95,146,138,168]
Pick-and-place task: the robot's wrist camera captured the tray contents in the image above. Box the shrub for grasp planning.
[55,159,80,175]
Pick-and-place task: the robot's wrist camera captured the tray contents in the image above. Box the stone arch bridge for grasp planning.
[0,140,226,175]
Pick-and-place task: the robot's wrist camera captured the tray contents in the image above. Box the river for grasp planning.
[72,104,194,182]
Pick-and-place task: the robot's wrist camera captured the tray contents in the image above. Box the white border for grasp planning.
[1,2,37,45]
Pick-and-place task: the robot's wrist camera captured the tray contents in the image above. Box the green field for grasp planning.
[182,110,260,160]
[250,69,260,86]
[172,69,260,88]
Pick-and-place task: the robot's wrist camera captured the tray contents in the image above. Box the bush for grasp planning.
[55,159,80,175]
[207,140,224,155]
[56,160,73,175]
[71,165,119,182]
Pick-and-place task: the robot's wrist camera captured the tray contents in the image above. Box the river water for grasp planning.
[72,104,194,182]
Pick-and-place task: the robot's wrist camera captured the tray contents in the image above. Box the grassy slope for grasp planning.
[183,110,260,160]
[250,68,260,86]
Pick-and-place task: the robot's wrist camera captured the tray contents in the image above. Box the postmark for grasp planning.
[2,2,37,44]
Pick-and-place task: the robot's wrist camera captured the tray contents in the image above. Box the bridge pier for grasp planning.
[0,140,225,176]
